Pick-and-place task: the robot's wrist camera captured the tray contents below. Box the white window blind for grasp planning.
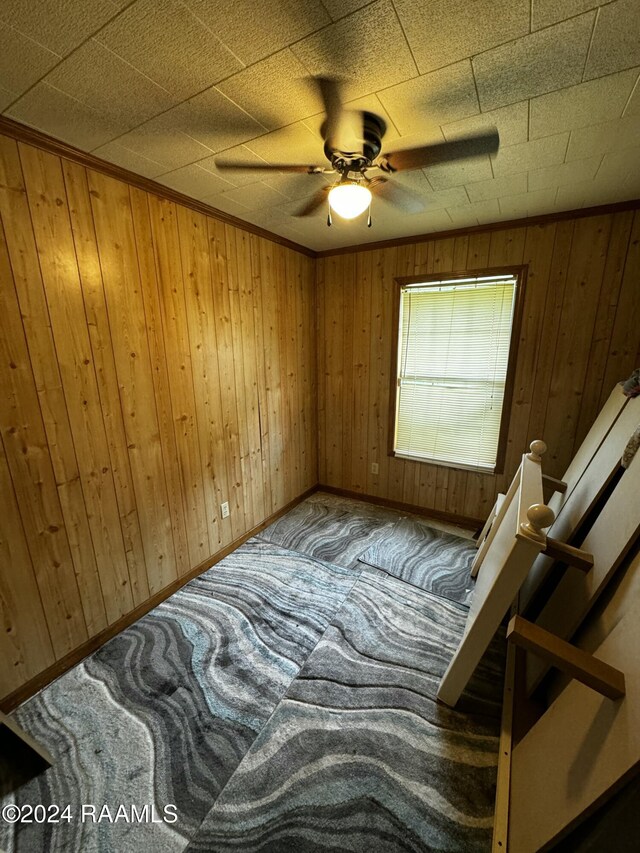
[394,274,517,471]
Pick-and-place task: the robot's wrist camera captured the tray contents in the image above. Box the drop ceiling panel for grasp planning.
[491,133,570,177]
[167,88,267,153]
[584,0,640,80]
[290,0,418,102]
[424,155,493,190]
[43,40,179,129]
[0,0,124,57]
[527,157,602,191]
[393,0,529,74]
[531,0,599,30]
[92,140,167,179]
[216,50,321,131]
[184,0,331,65]
[94,0,242,100]
[466,173,528,203]
[442,102,529,147]
[378,61,479,136]
[473,13,596,110]
[156,163,234,200]
[0,21,59,98]
[566,115,640,161]
[111,112,217,173]
[0,0,638,252]
[6,82,128,150]
[529,70,639,139]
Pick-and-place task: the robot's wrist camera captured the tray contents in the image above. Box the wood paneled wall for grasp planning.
[317,211,640,523]
[0,135,317,702]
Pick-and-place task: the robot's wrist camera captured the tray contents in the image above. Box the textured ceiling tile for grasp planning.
[378,61,479,136]
[532,0,599,29]
[302,94,401,148]
[420,185,469,210]
[424,155,493,190]
[447,197,501,226]
[0,21,59,97]
[554,181,590,210]
[200,146,273,187]
[217,181,290,210]
[156,164,234,200]
[45,40,178,129]
[566,114,640,160]
[529,69,639,139]
[6,82,126,149]
[291,0,418,103]
[216,50,321,131]
[320,0,375,19]
[200,192,250,217]
[491,133,570,176]
[0,84,14,111]
[95,0,241,100]
[243,123,325,166]
[91,140,166,178]
[626,75,640,114]
[263,172,331,200]
[528,156,602,191]
[111,112,216,171]
[394,0,529,74]
[594,144,640,187]
[442,102,529,147]
[584,0,640,80]
[466,172,527,202]
[171,87,267,153]
[184,0,330,65]
[498,188,557,218]
[0,0,122,56]
[473,13,595,111]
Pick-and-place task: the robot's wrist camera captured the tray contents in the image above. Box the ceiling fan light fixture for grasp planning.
[328,182,371,219]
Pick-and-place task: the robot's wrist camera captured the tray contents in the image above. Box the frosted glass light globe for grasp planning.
[328,183,372,219]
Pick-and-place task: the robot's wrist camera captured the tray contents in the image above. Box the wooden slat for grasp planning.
[527,446,640,694]
[508,616,625,700]
[87,171,179,593]
[62,160,150,608]
[542,537,594,572]
[146,195,211,566]
[0,441,55,693]
[19,144,134,625]
[509,602,640,852]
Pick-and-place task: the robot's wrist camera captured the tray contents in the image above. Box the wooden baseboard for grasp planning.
[318,484,484,530]
[0,486,318,713]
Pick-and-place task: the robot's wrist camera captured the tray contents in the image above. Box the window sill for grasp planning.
[390,450,499,475]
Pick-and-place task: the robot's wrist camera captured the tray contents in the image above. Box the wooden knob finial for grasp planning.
[527,439,547,462]
[526,503,555,533]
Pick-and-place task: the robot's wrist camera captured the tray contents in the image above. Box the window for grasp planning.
[391,270,524,473]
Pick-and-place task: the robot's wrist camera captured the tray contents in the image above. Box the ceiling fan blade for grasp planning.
[368,177,426,214]
[294,186,331,217]
[314,76,364,155]
[215,161,327,173]
[382,130,500,173]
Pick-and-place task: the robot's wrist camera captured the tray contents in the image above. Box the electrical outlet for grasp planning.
[371,462,379,475]
[220,501,230,519]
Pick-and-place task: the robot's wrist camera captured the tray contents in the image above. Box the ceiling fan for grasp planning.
[215,77,500,226]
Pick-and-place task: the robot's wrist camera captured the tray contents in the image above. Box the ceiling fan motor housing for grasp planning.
[324,111,387,173]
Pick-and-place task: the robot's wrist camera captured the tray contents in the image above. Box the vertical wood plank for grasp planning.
[88,171,178,592]
[62,161,150,607]
[20,144,134,625]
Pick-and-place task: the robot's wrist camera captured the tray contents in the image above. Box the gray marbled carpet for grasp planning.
[1,494,502,853]
[359,518,477,605]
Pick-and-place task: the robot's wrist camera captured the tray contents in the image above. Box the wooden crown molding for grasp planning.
[0,116,316,259]
[314,198,640,258]
[1,116,638,262]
